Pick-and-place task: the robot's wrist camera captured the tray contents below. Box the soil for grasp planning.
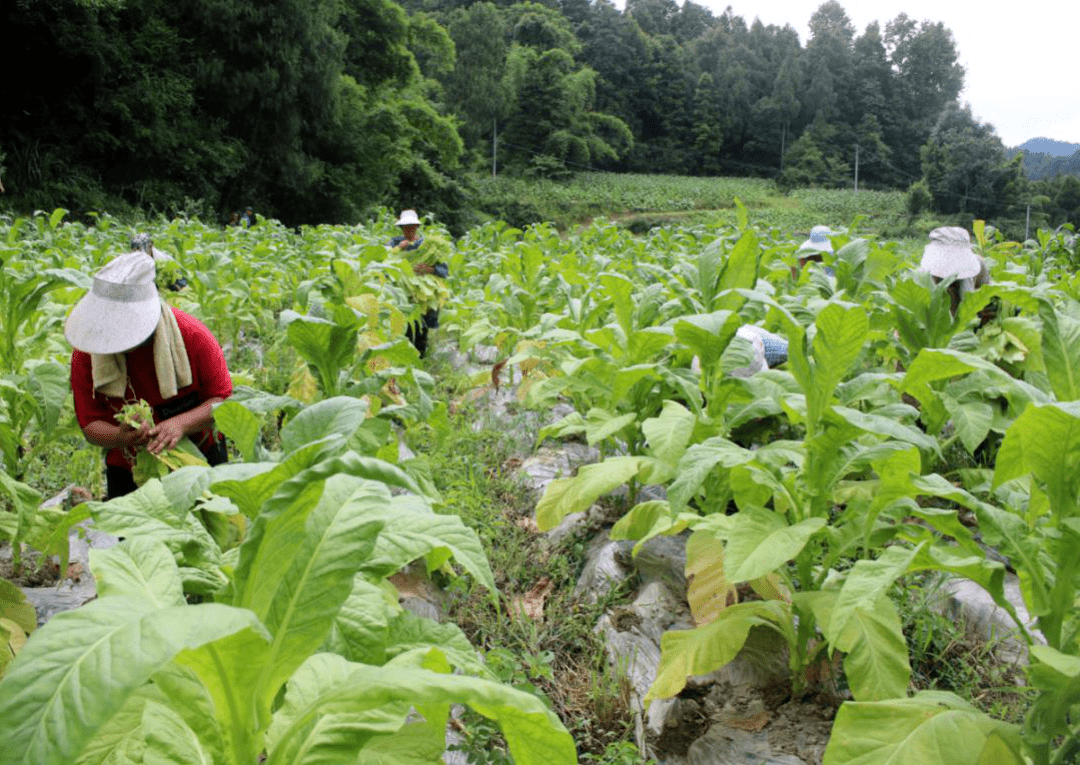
[694,682,837,765]
[0,544,68,587]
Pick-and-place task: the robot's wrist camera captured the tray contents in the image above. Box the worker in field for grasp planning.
[793,225,837,279]
[917,226,992,317]
[387,209,450,357]
[691,325,788,378]
[65,251,233,499]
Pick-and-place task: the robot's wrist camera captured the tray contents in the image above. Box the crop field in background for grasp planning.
[472,172,911,236]
[1,188,1080,765]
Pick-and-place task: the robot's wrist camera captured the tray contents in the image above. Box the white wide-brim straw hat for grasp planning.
[395,209,421,227]
[919,226,981,279]
[798,225,835,253]
[65,251,162,354]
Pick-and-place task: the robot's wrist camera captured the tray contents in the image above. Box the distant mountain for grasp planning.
[1017,137,1080,157]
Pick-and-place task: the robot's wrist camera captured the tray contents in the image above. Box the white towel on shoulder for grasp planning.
[91,302,192,400]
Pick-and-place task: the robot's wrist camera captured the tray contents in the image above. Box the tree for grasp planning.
[801,1,855,125]
[673,0,714,43]
[625,0,679,38]
[691,73,724,174]
[442,2,515,156]
[779,115,851,190]
[853,113,892,188]
[501,46,631,176]
[577,0,651,145]
[919,103,1019,220]
[0,0,243,214]
[884,13,965,180]
[626,34,694,173]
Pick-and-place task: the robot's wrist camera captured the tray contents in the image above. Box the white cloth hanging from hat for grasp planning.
[91,302,193,400]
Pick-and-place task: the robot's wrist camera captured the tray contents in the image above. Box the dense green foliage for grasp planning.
[3,0,1074,229]
[2,205,1080,762]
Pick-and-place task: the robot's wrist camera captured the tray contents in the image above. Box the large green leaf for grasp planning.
[284,312,358,396]
[584,408,637,446]
[90,538,186,609]
[674,311,741,370]
[362,510,495,593]
[641,400,696,471]
[266,655,575,765]
[281,397,369,455]
[141,700,215,765]
[717,232,760,296]
[807,302,868,431]
[609,500,687,555]
[0,471,42,561]
[213,401,264,463]
[830,405,941,456]
[837,596,911,702]
[600,273,635,337]
[901,348,1048,412]
[1027,644,1080,749]
[233,468,385,699]
[383,612,487,675]
[87,484,223,587]
[73,686,164,765]
[824,544,919,649]
[1040,304,1080,401]
[535,456,649,531]
[694,236,725,309]
[157,627,276,765]
[0,599,266,765]
[324,576,393,666]
[626,327,675,365]
[823,691,1022,765]
[940,395,994,454]
[993,400,1080,518]
[0,579,35,636]
[722,507,826,583]
[24,361,68,437]
[666,436,751,512]
[645,600,793,701]
[210,436,347,518]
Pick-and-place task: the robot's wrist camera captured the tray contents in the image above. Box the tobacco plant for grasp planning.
[0,395,575,765]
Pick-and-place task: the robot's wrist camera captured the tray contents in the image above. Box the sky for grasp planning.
[658,0,1079,148]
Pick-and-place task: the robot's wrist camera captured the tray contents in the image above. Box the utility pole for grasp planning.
[492,119,498,178]
[1025,204,1031,241]
[853,144,859,193]
[780,123,786,172]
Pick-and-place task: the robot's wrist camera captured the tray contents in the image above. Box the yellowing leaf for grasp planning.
[747,574,789,603]
[346,293,380,319]
[287,360,319,403]
[2,617,28,654]
[357,331,382,353]
[646,600,792,702]
[685,530,736,625]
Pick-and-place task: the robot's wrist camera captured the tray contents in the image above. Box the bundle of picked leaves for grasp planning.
[394,235,452,315]
[408,234,453,266]
[117,400,209,485]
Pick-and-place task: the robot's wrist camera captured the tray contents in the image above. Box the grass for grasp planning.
[410,350,642,761]
[898,573,1032,725]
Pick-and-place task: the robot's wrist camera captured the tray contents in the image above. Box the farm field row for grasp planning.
[1,207,1079,765]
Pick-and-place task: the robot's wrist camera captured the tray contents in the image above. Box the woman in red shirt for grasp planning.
[65,250,232,499]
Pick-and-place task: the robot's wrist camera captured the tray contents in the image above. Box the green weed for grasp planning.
[409,375,639,759]
[898,574,1031,725]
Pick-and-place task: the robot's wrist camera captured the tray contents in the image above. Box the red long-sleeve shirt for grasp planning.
[71,307,233,469]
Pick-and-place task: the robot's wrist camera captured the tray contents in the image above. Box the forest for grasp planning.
[1,0,1079,231]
